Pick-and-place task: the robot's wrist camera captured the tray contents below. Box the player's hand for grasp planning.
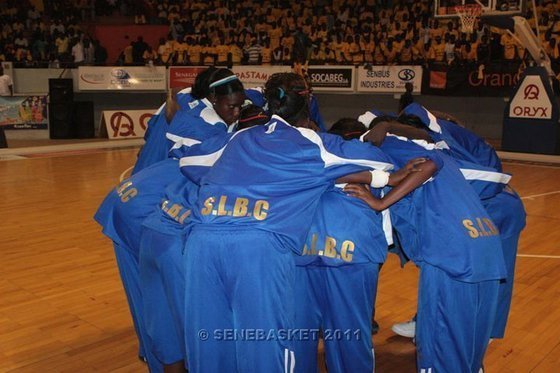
[388,157,426,186]
[343,183,384,211]
[363,121,391,146]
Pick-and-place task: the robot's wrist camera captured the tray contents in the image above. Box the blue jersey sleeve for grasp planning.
[132,108,170,175]
[307,131,394,181]
[178,132,232,184]
[309,95,326,132]
[245,88,266,107]
[380,136,444,172]
[403,103,502,171]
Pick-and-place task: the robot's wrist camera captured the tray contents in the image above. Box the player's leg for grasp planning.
[139,228,185,370]
[491,233,520,338]
[473,279,500,372]
[113,243,162,372]
[183,227,236,372]
[416,263,479,373]
[228,229,296,373]
[322,263,378,373]
[484,190,526,338]
[293,265,322,373]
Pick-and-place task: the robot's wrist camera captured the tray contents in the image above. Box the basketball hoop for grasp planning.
[455,4,482,33]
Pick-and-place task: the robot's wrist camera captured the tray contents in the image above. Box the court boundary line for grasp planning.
[498,151,560,165]
[0,139,144,156]
[520,190,560,200]
[502,161,560,169]
[517,254,560,259]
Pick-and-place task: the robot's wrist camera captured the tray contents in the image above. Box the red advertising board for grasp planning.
[168,67,207,89]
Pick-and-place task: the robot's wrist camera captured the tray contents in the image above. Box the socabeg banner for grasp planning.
[79,66,167,91]
[307,66,354,91]
[232,66,291,88]
[168,66,207,89]
[356,66,422,93]
[102,109,156,139]
[0,95,48,130]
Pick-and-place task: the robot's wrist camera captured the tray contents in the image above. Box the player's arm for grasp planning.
[344,159,437,211]
[336,157,426,186]
[362,120,432,146]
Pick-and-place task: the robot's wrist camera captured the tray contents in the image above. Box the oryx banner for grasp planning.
[357,66,422,93]
[307,66,354,91]
[102,109,156,139]
[0,95,48,129]
[79,66,167,91]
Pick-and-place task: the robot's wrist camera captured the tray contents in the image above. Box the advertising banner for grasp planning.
[0,95,48,129]
[422,63,522,96]
[168,66,207,89]
[508,75,553,119]
[78,66,167,91]
[231,66,291,88]
[102,109,156,139]
[357,65,422,93]
[307,66,355,91]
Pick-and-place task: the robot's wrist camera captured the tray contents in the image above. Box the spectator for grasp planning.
[157,36,175,65]
[121,42,134,65]
[50,19,65,35]
[215,37,229,66]
[187,37,202,65]
[245,38,262,65]
[133,36,148,65]
[229,42,243,66]
[309,43,324,65]
[93,39,108,65]
[199,38,215,65]
[500,31,517,61]
[445,35,456,64]
[83,38,95,65]
[272,44,283,65]
[143,45,158,65]
[430,36,446,63]
[54,32,70,61]
[477,35,491,65]
[261,41,272,65]
[398,39,412,64]
[0,65,13,96]
[384,41,398,65]
[71,38,85,65]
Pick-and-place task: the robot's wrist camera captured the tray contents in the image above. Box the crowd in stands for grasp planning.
[0,0,111,67]
[2,0,560,70]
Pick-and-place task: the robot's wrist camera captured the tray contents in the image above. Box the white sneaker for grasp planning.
[391,320,416,338]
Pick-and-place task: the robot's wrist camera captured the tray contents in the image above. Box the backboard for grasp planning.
[434,0,524,18]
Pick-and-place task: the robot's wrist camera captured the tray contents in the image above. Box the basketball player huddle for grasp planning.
[95,68,526,373]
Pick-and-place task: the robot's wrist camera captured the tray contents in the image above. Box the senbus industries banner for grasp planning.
[79,66,166,91]
[357,65,422,93]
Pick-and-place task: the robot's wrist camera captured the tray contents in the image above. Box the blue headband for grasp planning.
[209,75,239,89]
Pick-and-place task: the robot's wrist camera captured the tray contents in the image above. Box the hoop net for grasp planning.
[454,4,482,33]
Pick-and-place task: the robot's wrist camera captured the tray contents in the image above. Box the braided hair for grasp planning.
[191,67,244,100]
[264,72,310,124]
[329,118,367,140]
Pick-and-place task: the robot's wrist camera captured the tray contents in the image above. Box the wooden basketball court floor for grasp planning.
[0,146,559,372]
